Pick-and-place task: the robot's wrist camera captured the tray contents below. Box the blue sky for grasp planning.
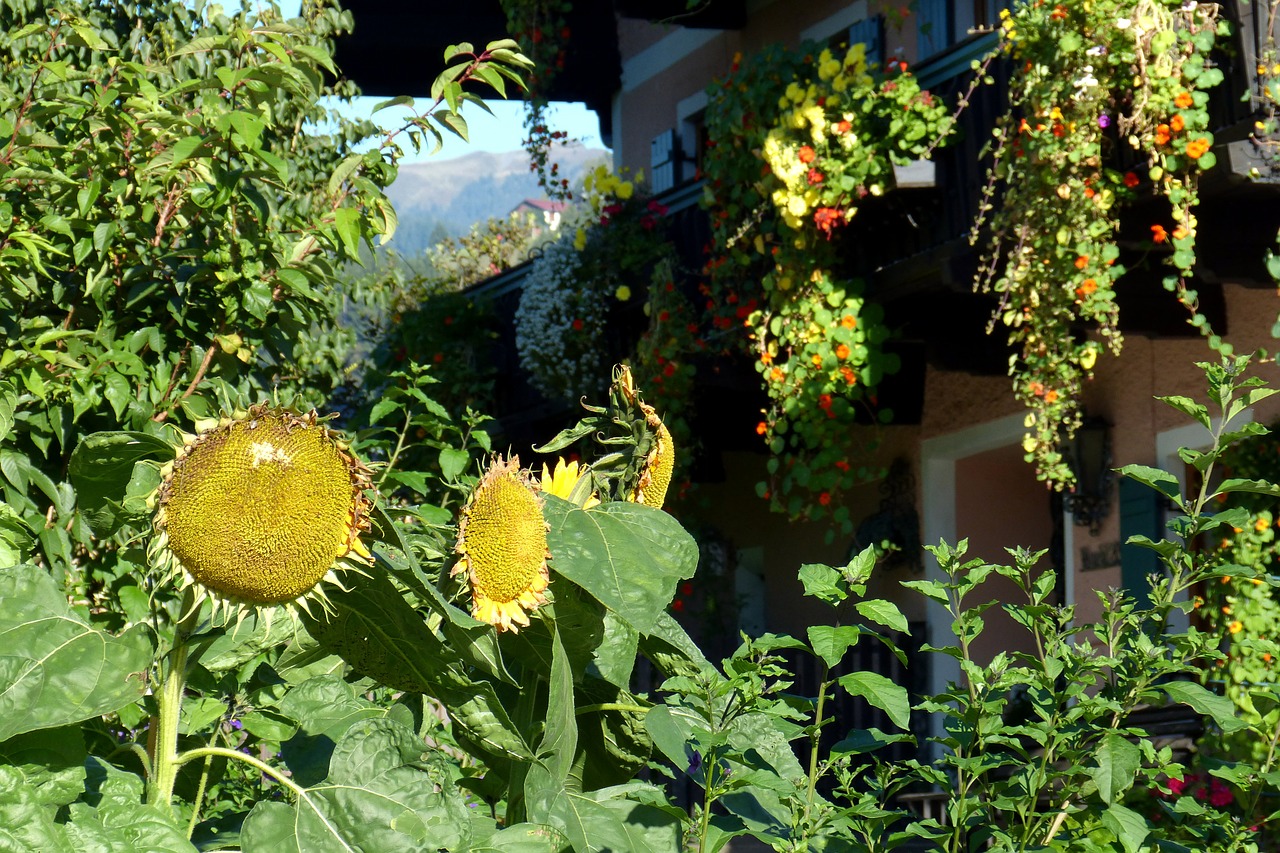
[336,98,605,163]
[270,0,605,162]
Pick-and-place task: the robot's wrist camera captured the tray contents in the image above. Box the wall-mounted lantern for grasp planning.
[1066,416,1114,536]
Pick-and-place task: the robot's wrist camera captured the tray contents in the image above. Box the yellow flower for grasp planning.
[453,456,550,633]
[152,405,374,624]
[1229,620,1243,634]
[540,458,600,508]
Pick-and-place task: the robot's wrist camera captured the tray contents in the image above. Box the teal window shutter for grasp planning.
[1119,477,1163,607]
[916,0,952,58]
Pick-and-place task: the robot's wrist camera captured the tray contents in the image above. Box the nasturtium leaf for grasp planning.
[543,497,697,635]
[0,564,152,741]
[241,718,472,853]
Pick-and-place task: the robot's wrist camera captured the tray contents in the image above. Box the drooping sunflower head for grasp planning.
[613,365,675,508]
[453,456,550,632]
[632,420,674,508]
[151,404,374,623]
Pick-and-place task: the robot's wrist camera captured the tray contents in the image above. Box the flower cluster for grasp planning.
[515,166,674,404]
[761,43,947,234]
[701,41,950,531]
[514,236,608,402]
[980,0,1224,485]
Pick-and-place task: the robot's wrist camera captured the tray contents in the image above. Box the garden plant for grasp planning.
[5,1,1280,852]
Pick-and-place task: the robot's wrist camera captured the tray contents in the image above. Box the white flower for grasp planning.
[1115,17,1131,28]
[1086,45,1106,56]
[514,236,609,402]
[1074,65,1098,92]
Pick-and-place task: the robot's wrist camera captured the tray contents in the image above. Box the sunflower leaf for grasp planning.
[0,564,152,741]
[242,718,474,852]
[542,497,696,636]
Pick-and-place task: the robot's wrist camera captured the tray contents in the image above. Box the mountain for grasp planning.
[381,143,610,257]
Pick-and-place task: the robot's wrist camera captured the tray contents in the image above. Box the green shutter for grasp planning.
[1119,477,1163,607]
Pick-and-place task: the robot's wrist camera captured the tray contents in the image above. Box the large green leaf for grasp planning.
[469,823,567,852]
[525,627,580,824]
[0,502,34,569]
[1091,733,1141,805]
[62,759,196,852]
[0,725,87,809]
[241,718,473,852]
[301,569,446,693]
[543,497,697,635]
[0,564,152,741]
[67,431,174,537]
[277,674,401,787]
[837,670,911,731]
[1160,680,1248,734]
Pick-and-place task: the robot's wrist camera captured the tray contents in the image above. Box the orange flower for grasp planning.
[1229,620,1243,634]
[835,120,851,134]
[1076,278,1097,298]
[770,367,784,382]
[1174,91,1194,108]
[1172,225,1189,240]
[841,314,857,329]
[1257,518,1270,532]
[798,145,817,164]
[1044,389,1059,404]
[1151,224,1168,243]
[1075,255,1089,269]
[1154,123,1171,145]
[1185,137,1211,159]
[1050,4,1068,19]
[811,354,823,367]
[841,367,857,385]
[756,421,768,435]
[1170,114,1185,132]
[835,343,851,360]
[760,351,773,365]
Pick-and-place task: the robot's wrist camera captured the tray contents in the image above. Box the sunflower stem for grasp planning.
[174,745,309,802]
[147,588,200,810]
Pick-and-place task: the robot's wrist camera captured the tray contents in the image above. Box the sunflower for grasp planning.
[632,419,674,508]
[453,456,550,632]
[540,457,600,508]
[614,366,675,508]
[150,404,374,624]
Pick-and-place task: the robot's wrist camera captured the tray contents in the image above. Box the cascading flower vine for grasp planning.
[977,0,1225,485]
[701,40,952,531]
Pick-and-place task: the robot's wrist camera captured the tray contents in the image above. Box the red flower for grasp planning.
[818,491,831,506]
[1151,224,1168,243]
[659,310,670,322]
[680,582,694,596]
[798,145,817,164]
[671,599,684,612]
[663,362,676,377]
[572,318,585,331]
[756,421,768,435]
[1123,172,1139,188]
[818,394,833,410]
[806,168,824,185]
[835,120,851,134]
[813,207,843,235]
